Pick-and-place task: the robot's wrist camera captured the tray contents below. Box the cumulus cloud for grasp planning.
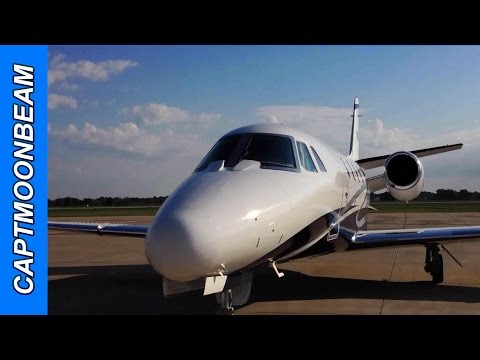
[360,119,419,157]
[48,93,78,110]
[359,120,480,191]
[49,121,207,158]
[257,105,353,126]
[257,105,357,153]
[256,104,480,191]
[126,103,222,125]
[48,151,200,199]
[48,53,139,86]
[48,100,480,197]
[255,104,459,156]
[131,103,190,125]
[49,99,226,164]
[198,112,222,122]
[55,81,80,91]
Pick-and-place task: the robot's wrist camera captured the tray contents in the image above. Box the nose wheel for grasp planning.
[424,244,443,284]
[216,289,234,315]
[214,271,254,315]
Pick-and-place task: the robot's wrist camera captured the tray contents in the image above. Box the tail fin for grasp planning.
[348,96,360,161]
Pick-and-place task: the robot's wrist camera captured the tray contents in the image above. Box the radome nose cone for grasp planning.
[145,212,218,282]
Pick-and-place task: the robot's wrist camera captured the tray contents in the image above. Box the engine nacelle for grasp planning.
[384,151,424,202]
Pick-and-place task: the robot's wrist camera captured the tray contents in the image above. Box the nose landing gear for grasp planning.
[424,244,443,284]
[215,271,253,315]
[216,289,234,315]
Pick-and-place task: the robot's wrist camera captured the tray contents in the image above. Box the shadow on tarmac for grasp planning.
[48,264,480,315]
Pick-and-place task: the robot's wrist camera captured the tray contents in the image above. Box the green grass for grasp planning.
[371,201,480,213]
[48,206,160,217]
[48,201,480,217]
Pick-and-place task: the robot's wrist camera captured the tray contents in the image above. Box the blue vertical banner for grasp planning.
[0,46,48,315]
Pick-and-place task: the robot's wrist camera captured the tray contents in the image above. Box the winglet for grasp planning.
[348,96,360,161]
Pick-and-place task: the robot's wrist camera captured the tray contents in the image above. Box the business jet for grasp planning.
[49,97,480,314]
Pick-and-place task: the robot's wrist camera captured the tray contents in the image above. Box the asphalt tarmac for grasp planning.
[48,212,480,315]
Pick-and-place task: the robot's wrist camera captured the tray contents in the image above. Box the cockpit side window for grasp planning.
[195,135,242,172]
[310,146,327,172]
[296,141,317,172]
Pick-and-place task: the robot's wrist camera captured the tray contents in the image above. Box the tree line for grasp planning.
[48,196,168,207]
[372,189,480,202]
[48,189,480,207]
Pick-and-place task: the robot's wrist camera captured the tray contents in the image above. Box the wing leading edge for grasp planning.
[48,221,149,238]
[342,225,480,250]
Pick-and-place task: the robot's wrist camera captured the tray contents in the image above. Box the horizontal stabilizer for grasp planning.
[358,143,463,170]
[366,174,386,193]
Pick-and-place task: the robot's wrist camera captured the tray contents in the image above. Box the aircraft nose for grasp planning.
[145,211,219,282]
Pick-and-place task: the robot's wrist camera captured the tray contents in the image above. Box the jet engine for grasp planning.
[384,151,424,202]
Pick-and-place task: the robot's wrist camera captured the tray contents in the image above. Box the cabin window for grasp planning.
[296,142,317,172]
[310,146,327,172]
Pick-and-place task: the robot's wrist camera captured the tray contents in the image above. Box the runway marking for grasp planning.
[381,248,399,315]
[445,212,472,226]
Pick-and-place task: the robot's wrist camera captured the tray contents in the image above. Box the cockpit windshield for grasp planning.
[195,135,243,172]
[194,133,297,172]
[238,134,296,169]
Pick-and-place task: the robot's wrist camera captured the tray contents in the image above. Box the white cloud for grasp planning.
[50,100,226,164]
[55,81,80,91]
[48,101,480,198]
[198,112,222,122]
[127,103,222,125]
[48,53,139,86]
[255,104,462,157]
[131,103,190,125]
[48,151,199,199]
[48,99,230,198]
[48,93,78,110]
[360,118,418,157]
[49,121,207,158]
[256,105,357,153]
[256,104,480,191]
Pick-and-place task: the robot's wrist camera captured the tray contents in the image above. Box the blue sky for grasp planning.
[48,45,480,198]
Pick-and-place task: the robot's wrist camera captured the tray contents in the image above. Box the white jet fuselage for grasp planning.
[144,123,369,282]
[48,96,473,310]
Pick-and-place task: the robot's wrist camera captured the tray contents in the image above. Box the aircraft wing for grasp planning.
[343,225,480,250]
[48,221,149,238]
[357,143,463,170]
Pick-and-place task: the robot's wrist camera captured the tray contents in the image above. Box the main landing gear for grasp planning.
[424,244,443,284]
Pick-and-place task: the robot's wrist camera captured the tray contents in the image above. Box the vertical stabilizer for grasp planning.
[348,96,360,161]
